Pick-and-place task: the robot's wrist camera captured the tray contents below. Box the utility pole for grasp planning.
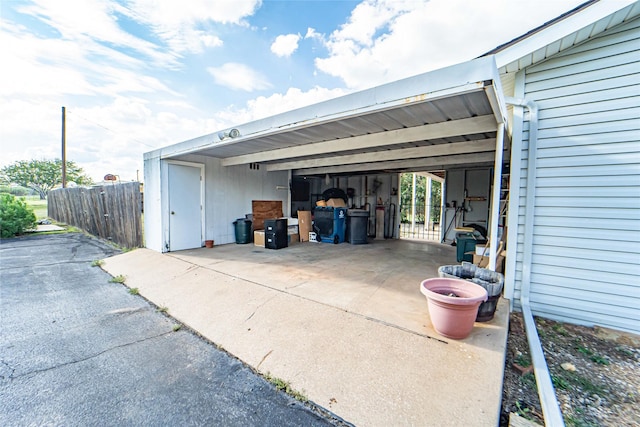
[61,106,67,188]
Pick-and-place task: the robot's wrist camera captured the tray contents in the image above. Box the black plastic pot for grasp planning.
[438,262,504,322]
[476,294,500,322]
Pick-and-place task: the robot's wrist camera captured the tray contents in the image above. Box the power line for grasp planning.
[66,109,156,149]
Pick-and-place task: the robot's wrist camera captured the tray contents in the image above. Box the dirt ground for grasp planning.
[501,312,640,426]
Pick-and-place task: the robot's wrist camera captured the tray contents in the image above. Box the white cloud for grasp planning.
[214,86,348,124]
[315,0,586,90]
[270,33,301,57]
[123,0,262,53]
[18,0,178,67]
[207,63,272,91]
[0,20,176,98]
[304,27,324,42]
[200,34,224,48]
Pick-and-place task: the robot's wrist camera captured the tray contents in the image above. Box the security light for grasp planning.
[217,128,241,141]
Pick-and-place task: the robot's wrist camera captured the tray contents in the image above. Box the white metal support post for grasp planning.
[488,123,505,270]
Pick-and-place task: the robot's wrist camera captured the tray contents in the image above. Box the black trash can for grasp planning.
[347,209,369,244]
[438,262,504,322]
[233,218,252,244]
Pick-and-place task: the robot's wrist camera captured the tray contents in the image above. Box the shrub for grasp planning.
[0,194,37,238]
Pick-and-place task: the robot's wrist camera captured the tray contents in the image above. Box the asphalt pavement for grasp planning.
[0,233,340,426]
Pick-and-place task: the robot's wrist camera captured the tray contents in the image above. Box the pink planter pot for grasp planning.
[420,278,488,339]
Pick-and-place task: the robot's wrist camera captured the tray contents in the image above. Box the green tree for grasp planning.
[400,173,442,223]
[0,159,93,200]
[0,194,37,238]
[401,173,426,222]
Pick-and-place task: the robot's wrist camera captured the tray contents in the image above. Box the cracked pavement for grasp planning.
[0,233,337,426]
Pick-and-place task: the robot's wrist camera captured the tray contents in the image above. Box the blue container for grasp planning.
[314,207,347,244]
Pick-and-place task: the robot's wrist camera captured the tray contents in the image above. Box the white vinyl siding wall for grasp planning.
[513,17,640,334]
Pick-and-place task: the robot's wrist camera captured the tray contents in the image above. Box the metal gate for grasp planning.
[399,173,442,242]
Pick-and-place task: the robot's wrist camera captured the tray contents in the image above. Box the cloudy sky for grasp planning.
[1,0,587,182]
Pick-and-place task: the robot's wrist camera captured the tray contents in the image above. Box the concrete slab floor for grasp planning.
[103,239,509,427]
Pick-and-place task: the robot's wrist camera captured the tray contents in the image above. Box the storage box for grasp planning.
[254,230,265,247]
[472,250,506,273]
[288,233,299,244]
[298,211,312,242]
[326,198,346,207]
[472,254,490,268]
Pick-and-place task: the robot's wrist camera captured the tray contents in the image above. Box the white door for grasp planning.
[168,163,202,251]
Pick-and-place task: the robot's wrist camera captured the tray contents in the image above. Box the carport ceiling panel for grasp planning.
[344,115,389,134]
[222,115,497,166]
[208,90,496,161]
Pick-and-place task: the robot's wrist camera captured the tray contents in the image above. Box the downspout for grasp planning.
[505,97,565,427]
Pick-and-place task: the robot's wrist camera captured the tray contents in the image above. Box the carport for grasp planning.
[137,55,512,425]
[143,55,509,270]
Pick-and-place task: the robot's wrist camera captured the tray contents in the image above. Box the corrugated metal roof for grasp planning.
[152,56,507,176]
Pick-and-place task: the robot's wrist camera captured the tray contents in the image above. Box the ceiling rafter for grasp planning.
[292,152,501,176]
[221,115,497,167]
[266,139,496,172]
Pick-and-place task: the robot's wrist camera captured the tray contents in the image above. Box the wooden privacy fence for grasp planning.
[48,182,143,248]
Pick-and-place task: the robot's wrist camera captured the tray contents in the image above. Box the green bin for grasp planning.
[233,219,252,244]
[456,233,478,262]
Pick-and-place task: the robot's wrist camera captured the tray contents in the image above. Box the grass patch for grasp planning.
[576,345,593,356]
[514,400,534,421]
[264,372,308,403]
[515,353,531,367]
[553,371,606,395]
[520,372,536,389]
[616,346,634,357]
[109,275,126,284]
[157,306,168,313]
[172,324,182,332]
[91,259,104,267]
[565,414,599,427]
[552,323,569,336]
[552,374,571,390]
[575,344,609,365]
[128,287,139,295]
[590,355,610,365]
[24,196,48,220]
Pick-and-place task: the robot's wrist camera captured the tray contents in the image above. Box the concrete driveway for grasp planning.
[0,233,340,426]
[103,239,509,426]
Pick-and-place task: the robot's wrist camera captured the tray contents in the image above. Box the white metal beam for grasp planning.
[293,152,499,176]
[222,115,497,166]
[416,172,445,183]
[266,139,496,172]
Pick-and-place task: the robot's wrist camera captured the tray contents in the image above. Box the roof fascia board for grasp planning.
[265,138,497,172]
[494,0,638,71]
[151,56,502,160]
[293,152,500,176]
[222,115,496,166]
